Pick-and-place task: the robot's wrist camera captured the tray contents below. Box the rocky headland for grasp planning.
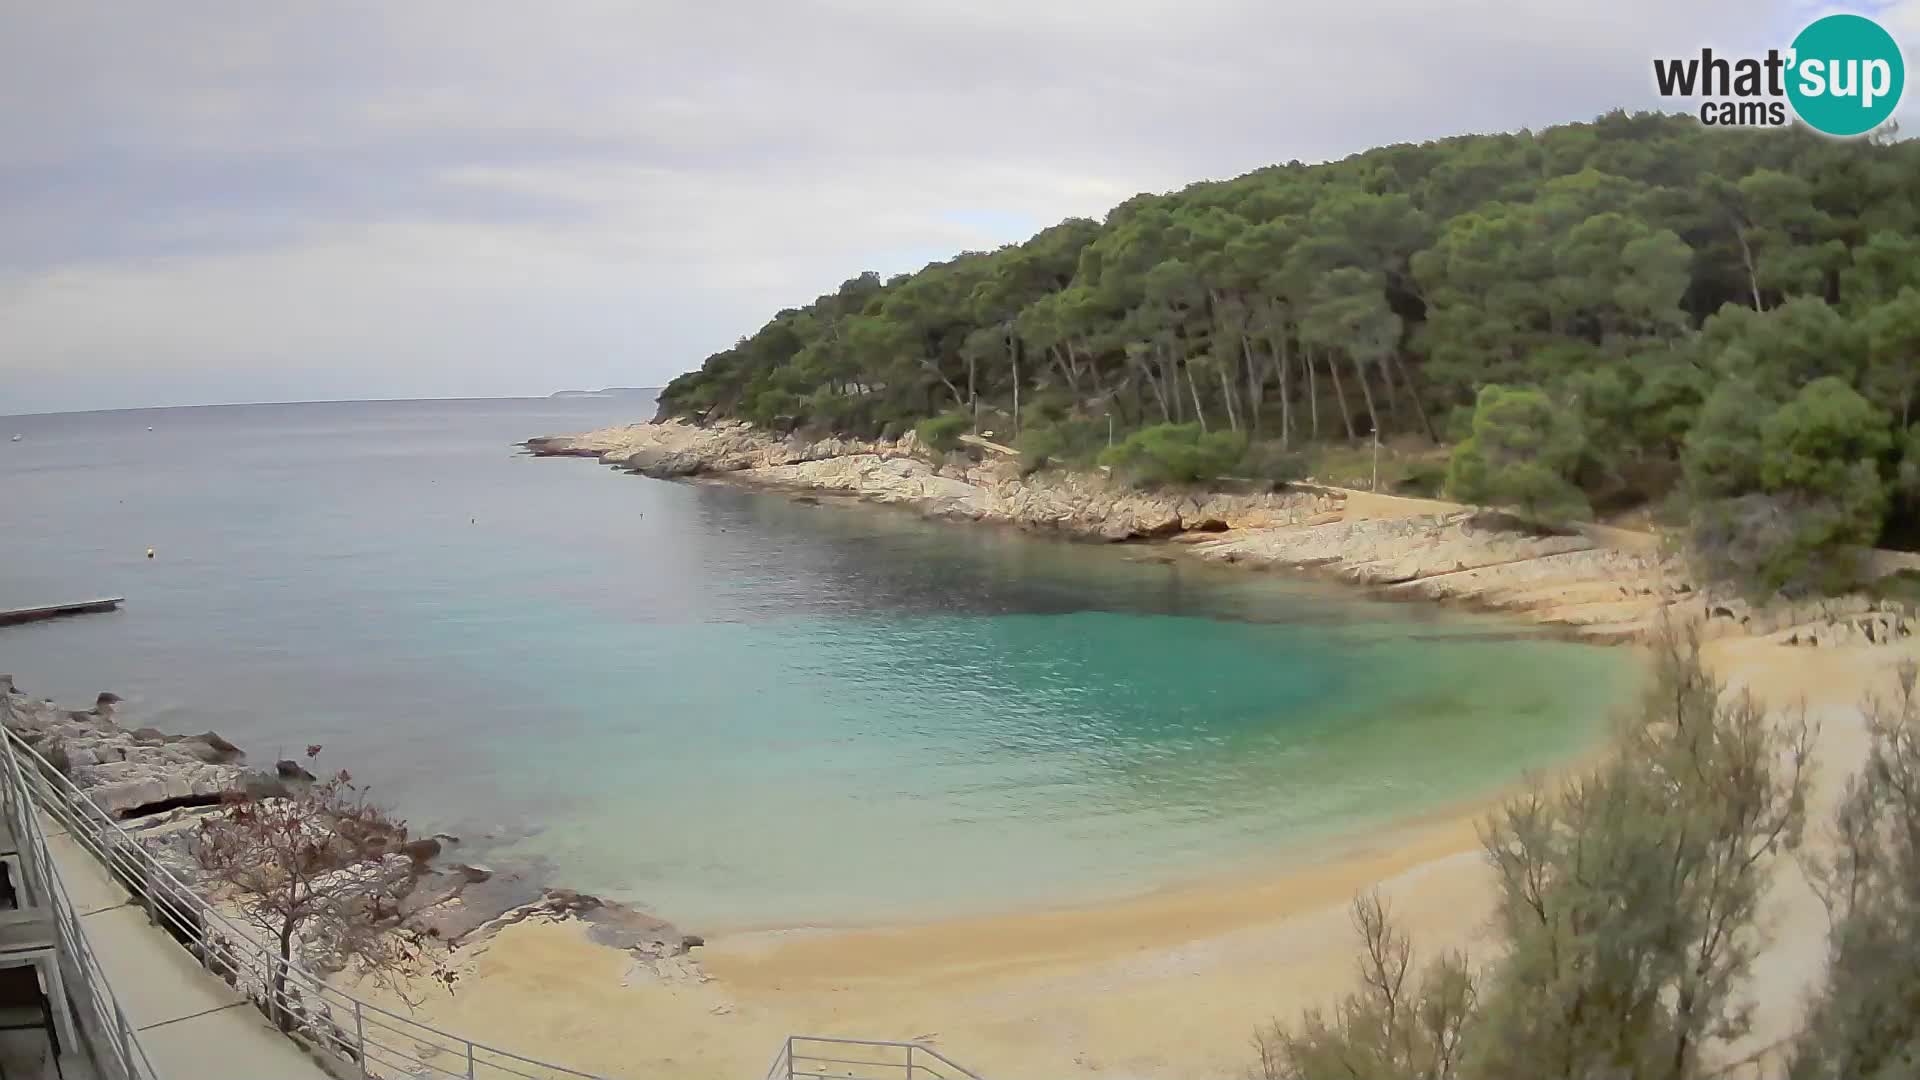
[0,674,703,1003]
[527,418,1918,648]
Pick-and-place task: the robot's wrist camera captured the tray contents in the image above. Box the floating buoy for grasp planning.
[147,426,154,432]
[146,548,155,559]
[9,434,20,442]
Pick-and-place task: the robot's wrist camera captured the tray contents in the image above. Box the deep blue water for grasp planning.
[0,399,1628,928]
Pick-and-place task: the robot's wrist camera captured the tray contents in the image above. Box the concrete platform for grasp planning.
[42,818,331,1079]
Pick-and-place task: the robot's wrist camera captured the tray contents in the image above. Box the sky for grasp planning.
[1,1,1913,415]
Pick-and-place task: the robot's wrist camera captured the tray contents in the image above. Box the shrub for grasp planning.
[1021,388,1074,428]
[1690,487,1880,599]
[1240,441,1310,489]
[913,412,972,453]
[1097,423,1248,488]
[1788,662,1920,1078]
[1255,628,1812,1080]
[1686,378,1893,596]
[1447,384,1591,526]
[1395,460,1448,498]
[1016,426,1063,476]
[1016,419,1107,476]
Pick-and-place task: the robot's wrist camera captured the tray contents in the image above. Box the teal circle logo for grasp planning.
[1787,14,1906,137]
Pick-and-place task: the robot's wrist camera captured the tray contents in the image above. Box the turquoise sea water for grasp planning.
[0,399,1630,929]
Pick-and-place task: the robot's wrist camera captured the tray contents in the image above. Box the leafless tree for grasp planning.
[194,746,454,1031]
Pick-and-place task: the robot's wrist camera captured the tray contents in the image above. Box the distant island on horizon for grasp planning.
[550,387,661,399]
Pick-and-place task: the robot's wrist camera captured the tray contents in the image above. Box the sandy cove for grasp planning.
[6,418,1910,1080]
[325,418,1920,1080]
[340,639,1916,1080]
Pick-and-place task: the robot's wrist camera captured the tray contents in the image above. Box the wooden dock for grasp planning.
[0,598,124,627]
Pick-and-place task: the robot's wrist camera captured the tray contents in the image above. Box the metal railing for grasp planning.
[764,1037,986,1080]
[0,725,160,1080]
[1,725,616,1080]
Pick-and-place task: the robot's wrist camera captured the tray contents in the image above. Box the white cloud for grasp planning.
[0,0,1794,412]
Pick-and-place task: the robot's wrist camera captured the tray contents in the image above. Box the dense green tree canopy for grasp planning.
[658,111,1920,591]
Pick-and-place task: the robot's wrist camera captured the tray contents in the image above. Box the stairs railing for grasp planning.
[1,724,615,1080]
[764,1036,986,1080]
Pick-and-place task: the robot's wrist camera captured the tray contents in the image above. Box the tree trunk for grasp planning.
[1134,353,1171,422]
[1242,335,1263,436]
[1378,349,1400,419]
[1352,354,1382,441]
[273,923,296,1031]
[1390,351,1438,443]
[1160,343,1183,423]
[1307,345,1320,439]
[1011,331,1021,438]
[1069,339,1103,400]
[1186,363,1209,433]
[1279,334,1293,447]
[1734,222,1765,311]
[1050,345,1080,395]
[924,361,966,410]
[1264,330,1291,448]
[1218,360,1240,433]
[1325,349,1356,440]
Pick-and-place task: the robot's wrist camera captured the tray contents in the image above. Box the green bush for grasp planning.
[1690,486,1881,599]
[1016,427,1065,477]
[1241,441,1310,489]
[1098,423,1248,488]
[1016,419,1107,476]
[1686,378,1894,596]
[913,412,972,453]
[1021,388,1075,429]
[1447,384,1591,526]
[1395,461,1448,498]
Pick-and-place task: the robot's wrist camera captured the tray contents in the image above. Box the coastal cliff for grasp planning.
[529,419,1918,647]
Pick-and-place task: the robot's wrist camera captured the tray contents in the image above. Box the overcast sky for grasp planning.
[1,1,1911,415]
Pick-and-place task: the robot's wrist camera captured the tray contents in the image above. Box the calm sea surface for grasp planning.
[1,399,1629,929]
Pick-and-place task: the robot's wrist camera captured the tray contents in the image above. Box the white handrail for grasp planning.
[1,725,616,1080]
[765,1036,987,1080]
[0,726,160,1079]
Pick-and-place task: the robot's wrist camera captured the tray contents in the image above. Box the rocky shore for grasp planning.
[529,419,1918,647]
[0,674,702,996]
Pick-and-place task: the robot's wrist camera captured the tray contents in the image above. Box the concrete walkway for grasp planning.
[41,823,332,1080]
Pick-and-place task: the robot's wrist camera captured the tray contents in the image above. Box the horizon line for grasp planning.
[1,389,665,422]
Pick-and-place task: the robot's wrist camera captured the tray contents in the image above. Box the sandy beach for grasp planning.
[367,427,1920,1080]
[339,633,1915,1080]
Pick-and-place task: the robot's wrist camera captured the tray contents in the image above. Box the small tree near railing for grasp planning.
[192,746,455,1032]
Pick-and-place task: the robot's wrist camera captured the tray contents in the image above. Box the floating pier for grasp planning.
[0,598,125,627]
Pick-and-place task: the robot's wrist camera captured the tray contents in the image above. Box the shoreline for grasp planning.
[398,416,1920,1079]
[526,419,1917,649]
[3,414,1912,1078]
[695,669,1632,941]
[340,635,1916,1080]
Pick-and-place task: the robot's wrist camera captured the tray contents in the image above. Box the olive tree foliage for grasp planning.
[1252,627,1812,1080]
[1789,661,1920,1080]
